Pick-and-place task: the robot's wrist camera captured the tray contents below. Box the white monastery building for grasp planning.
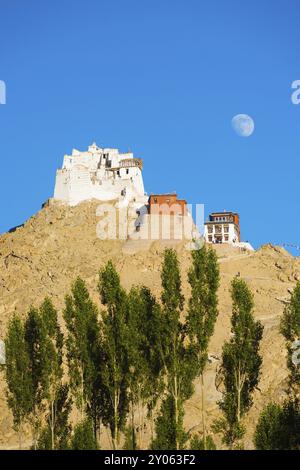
[204,211,240,244]
[54,143,147,206]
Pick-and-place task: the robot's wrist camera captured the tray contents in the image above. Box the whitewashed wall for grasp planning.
[53,145,145,206]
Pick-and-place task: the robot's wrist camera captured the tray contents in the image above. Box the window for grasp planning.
[224,235,229,241]
[208,226,213,234]
[208,235,212,242]
[154,197,157,203]
[117,170,120,176]
[224,225,229,233]
[126,169,129,174]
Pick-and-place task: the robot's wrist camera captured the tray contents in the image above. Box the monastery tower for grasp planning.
[54,143,147,207]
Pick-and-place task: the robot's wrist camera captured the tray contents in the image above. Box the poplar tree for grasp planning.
[37,384,72,450]
[153,248,195,450]
[187,245,219,448]
[87,341,108,447]
[7,302,66,450]
[254,402,283,450]
[280,282,300,396]
[98,261,129,449]
[122,425,138,450]
[127,286,163,449]
[63,277,100,420]
[39,298,64,449]
[151,395,187,450]
[214,277,263,448]
[70,418,98,450]
[5,314,32,449]
[190,433,216,450]
[254,282,300,450]
[25,306,51,449]
[254,400,300,450]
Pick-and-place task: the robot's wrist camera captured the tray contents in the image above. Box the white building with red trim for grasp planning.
[204,211,254,250]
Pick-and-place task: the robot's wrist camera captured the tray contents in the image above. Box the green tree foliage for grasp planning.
[37,384,72,450]
[254,400,300,450]
[254,282,300,450]
[63,278,100,419]
[187,245,219,448]
[98,261,129,449]
[86,340,108,448]
[153,249,196,450]
[5,251,277,450]
[122,425,139,450]
[127,286,163,449]
[254,402,283,450]
[5,314,32,449]
[189,433,216,450]
[70,418,98,450]
[39,298,64,449]
[280,282,300,395]
[214,277,263,448]
[6,301,67,450]
[25,306,54,448]
[151,395,187,450]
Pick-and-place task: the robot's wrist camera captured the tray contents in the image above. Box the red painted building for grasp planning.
[148,193,187,216]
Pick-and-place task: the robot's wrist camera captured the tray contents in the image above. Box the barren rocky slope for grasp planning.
[0,200,299,449]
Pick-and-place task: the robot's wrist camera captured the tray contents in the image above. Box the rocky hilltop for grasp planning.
[0,200,299,449]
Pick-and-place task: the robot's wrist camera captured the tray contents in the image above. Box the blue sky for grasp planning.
[1,0,300,251]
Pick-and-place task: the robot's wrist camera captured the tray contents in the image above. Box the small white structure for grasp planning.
[54,143,147,206]
[0,340,5,365]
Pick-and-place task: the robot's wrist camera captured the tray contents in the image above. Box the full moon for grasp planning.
[231,114,255,137]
